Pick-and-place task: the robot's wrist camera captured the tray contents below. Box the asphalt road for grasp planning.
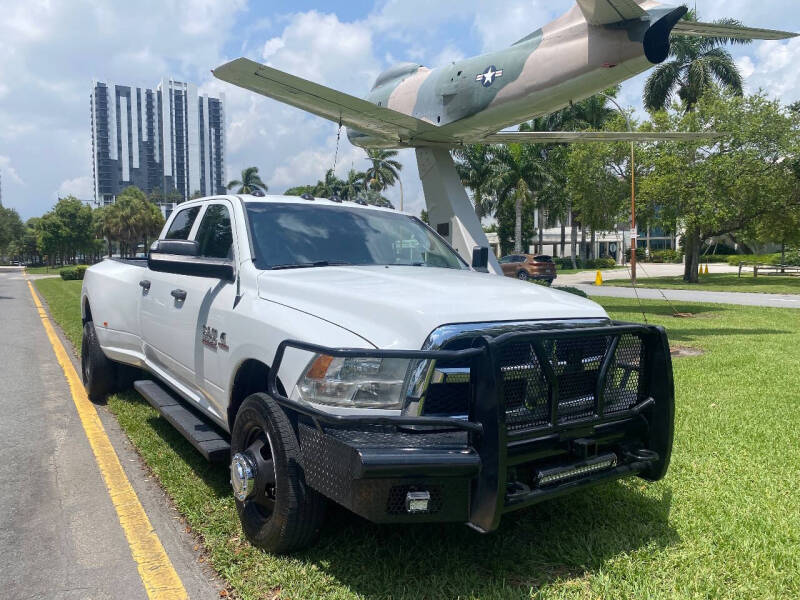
[0,268,219,599]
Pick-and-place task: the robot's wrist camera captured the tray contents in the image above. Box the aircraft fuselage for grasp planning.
[348,3,678,148]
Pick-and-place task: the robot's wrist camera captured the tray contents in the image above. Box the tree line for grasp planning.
[281,149,402,207]
[1,186,165,266]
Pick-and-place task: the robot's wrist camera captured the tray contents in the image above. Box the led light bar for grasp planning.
[536,453,618,487]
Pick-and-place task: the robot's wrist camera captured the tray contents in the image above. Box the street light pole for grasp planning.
[364,158,403,212]
[599,93,637,284]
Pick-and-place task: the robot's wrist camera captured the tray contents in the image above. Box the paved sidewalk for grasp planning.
[575,283,800,308]
[556,263,740,286]
[0,268,220,599]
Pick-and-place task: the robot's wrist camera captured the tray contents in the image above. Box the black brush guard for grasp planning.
[267,322,674,531]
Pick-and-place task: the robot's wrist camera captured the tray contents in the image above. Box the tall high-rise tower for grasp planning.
[90,79,225,209]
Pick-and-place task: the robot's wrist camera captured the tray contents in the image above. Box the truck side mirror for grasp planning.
[472,246,489,273]
[148,239,235,282]
[149,239,199,256]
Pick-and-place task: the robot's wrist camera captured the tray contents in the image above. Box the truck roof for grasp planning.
[182,194,403,215]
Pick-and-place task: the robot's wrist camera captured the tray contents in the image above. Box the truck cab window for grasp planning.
[165,206,201,240]
[195,204,233,259]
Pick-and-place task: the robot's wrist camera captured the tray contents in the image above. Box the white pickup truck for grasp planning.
[81,194,674,553]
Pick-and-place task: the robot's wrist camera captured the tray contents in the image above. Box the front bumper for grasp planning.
[268,323,674,530]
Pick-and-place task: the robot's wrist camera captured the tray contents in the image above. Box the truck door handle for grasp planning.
[171,289,187,301]
[139,280,151,291]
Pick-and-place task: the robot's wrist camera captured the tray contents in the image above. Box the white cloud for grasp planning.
[57,175,93,199]
[0,155,24,186]
[0,0,247,216]
[211,11,383,195]
[737,56,755,80]
[260,11,380,91]
[740,38,800,103]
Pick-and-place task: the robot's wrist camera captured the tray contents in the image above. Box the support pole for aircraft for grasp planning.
[600,93,637,284]
[415,148,502,275]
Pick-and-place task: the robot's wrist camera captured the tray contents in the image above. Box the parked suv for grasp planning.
[500,254,557,284]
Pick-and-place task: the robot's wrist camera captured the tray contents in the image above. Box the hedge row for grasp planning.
[60,265,89,280]
[555,257,616,270]
[726,254,781,267]
[728,251,800,266]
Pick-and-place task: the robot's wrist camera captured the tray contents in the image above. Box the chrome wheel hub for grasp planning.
[231,452,256,501]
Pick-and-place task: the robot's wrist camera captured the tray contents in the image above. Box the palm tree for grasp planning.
[453,144,497,221]
[491,144,550,253]
[531,92,620,265]
[365,149,402,191]
[227,166,268,195]
[313,169,345,198]
[341,169,367,201]
[644,10,751,113]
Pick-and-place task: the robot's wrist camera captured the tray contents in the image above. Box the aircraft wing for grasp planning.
[671,20,797,41]
[480,131,720,144]
[212,58,452,145]
[576,0,646,26]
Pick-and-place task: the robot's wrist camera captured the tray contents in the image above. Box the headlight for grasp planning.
[292,354,410,409]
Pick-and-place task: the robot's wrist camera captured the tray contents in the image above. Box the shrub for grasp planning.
[726,254,781,267]
[555,257,616,270]
[59,265,89,281]
[555,257,580,270]
[554,286,589,298]
[649,250,683,263]
[782,248,800,266]
[625,248,646,262]
[584,257,616,269]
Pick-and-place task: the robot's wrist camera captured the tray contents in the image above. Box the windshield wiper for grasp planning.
[270,260,351,270]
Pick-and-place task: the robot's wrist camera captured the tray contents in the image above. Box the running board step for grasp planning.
[133,380,230,463]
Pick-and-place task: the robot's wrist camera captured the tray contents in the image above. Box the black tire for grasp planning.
[81,321,116,403]
[231,393,325,553]
[517,270,529,281]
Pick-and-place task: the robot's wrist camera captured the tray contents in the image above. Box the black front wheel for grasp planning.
[81,321,116,403]
[230,393,325,553]
[517,270,530,281]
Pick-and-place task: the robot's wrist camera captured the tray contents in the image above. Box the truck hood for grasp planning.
[257,266,608,349]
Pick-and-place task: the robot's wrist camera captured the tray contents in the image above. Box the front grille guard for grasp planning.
[267,322,675,531]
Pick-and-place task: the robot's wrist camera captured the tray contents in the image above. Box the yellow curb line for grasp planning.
[26,279,188,600]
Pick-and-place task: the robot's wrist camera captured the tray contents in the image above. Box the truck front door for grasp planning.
[140,204,206,394]
[140,200,237,421]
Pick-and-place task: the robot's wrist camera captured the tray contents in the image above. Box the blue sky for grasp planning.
[1,0,799,219]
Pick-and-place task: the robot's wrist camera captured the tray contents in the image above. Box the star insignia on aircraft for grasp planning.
[476,65,503,87]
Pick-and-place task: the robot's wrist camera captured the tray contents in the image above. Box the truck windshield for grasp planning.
[245,202,467,270]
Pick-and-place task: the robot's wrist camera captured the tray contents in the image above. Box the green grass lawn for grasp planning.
[607,272,800,295]
[34,278,800,600]
[34,278,84,351]
[25,265,89,275]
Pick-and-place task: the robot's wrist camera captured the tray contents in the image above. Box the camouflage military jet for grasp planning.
[213,0,796,149]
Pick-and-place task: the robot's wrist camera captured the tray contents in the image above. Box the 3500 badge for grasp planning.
[202,325,229,351]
